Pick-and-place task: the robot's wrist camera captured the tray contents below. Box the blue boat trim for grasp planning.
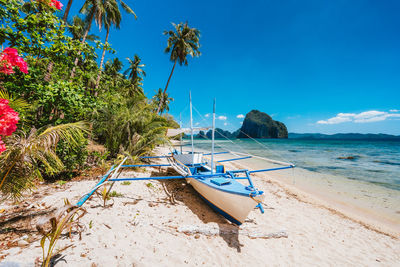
[197,194,242,225]
[76,165,116,207]
[193,177,262,197]
[203,151,230,156]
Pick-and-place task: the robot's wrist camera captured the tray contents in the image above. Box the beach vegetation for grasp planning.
[56,180,67,186]
[37,198,86,267]
[0,122,89,199]
[0,0,195,200]
[109,190,123,197]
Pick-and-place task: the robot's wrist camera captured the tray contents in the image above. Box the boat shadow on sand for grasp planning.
[150,168,243,252]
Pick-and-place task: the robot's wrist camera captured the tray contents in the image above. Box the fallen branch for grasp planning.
[0,208,56,227]
[175,224,288,239]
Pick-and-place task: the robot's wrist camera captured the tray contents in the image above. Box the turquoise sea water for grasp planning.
[192,139,400,191]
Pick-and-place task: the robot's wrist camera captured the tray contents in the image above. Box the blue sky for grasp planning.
[65,0,400,134]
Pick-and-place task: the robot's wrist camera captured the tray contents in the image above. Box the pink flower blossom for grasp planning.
[0,99,19,154]
[49,0,63,10]
[0,47,28,74]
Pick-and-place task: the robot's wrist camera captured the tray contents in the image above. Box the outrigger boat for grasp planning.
[76,93,295,225]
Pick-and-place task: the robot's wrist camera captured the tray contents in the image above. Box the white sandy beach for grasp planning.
[1,146,399,266]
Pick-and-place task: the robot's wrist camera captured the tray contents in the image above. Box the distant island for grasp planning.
[237,110,288,139]
[193,110,288,139]
[288,133,400,140]
[190,110,400,141]
[190,109,400,141]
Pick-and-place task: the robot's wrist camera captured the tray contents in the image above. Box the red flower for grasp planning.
[0,47,28,74]
[0,98,20,136]
[49,0,63,10]
[0,99,19,154]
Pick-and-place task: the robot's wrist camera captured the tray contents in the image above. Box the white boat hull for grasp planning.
[186,177,264,224]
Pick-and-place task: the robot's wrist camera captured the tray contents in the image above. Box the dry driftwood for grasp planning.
[176,224,288,239]
[0,208,56,228]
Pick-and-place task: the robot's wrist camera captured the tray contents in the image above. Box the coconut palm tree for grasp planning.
[124,54,146,85]
[94,0,136,90]
[69,0,102,80]
[157,22,201,114]
[68,16,99,42]
[153,88,173,115]
[105,58,123,76]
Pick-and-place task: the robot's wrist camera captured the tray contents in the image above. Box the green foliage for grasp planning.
[56,180,67,186]
[51,138,89,180]
[101,185,111,207]
[94,97,171,156]
[121,181,131,185]
[0,122,90,199]
[0,0,182,201]
[33,80,97,126]
[0,0,93,69]
[152,88,173,114]
[164,22,201,66]
[109,190,123,197]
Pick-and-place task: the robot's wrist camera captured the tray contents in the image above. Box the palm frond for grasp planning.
[0,122,90,200]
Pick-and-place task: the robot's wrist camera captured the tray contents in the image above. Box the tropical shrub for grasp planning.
[0,122,89,199]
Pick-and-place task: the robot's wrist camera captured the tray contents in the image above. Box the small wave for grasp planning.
[373,160,400,166]
[288,149,300,153]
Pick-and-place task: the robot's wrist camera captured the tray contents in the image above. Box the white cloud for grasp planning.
[223,122,228,126]
[218,115,227,120]
[317,110,400,125]
[236,114,245,119]
[205,113,210,118]
[195,122,200,126]
[390,109,399,112]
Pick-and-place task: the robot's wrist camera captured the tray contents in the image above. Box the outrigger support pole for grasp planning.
[218,156,252,163]
[203,151,229,156]
[248,165,295,174]
[76,157,128,207]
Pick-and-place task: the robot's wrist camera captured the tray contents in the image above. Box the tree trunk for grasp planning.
[95,26,110,92]
[44,61,54,82]
[62,0,73,23]
[69,10,95,80]
[157,59,177,114]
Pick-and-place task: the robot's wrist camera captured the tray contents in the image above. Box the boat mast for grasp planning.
[211,98,216,174]
[179,113,183,154]
[189,91,194,165]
